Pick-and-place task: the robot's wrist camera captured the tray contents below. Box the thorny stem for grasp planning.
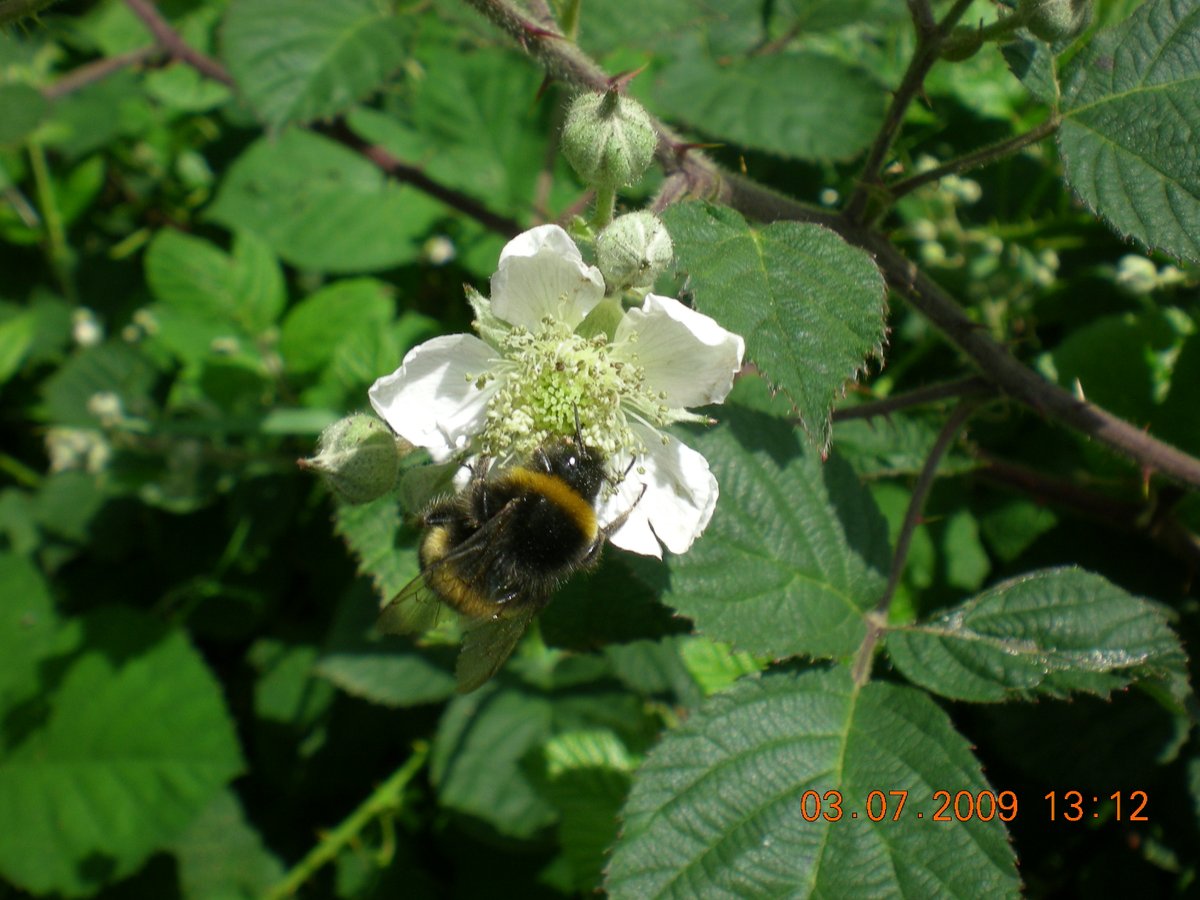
[940,16,1027,60]
[264,744,429,900]
[906,0,935,33]
[851,400,977,686]
[457,0,698,182]
[118,1,522,237]
[319,121,523,236]
[704,169,1200,489]
[831,377,995,422]
[843,0,976,223]
[977,455,1200,575]
[72,0,1200,492]
[123,0,234,85]
[887,117,1062,203]
[859,227,1200,489]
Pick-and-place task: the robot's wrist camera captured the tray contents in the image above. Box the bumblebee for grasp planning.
[378,432,631,693]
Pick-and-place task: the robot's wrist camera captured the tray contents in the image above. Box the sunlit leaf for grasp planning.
[664,203,887,446]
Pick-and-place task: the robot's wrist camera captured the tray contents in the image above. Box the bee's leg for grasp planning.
[573,406,585,448]
[530,445,553,475]
[604,454,638,490]
[601,483,648,535]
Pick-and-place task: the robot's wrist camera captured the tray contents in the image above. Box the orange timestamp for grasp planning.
[798,789,1149,823]
[797,790,1018,823]
[1044,790,1148,822]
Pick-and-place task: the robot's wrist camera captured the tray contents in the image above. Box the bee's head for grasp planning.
[543,434,606,502]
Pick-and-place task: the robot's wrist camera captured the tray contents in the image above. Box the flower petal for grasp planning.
[490,225,605,331]
[599,427,719,558]
[615,293,745,409]
[368,334,497,461]
[598,470,663,558]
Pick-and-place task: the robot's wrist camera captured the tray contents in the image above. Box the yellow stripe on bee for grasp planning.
[421,525,451,564]
[506,468,598,539]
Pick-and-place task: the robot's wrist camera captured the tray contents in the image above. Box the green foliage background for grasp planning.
[2,0,1199,897]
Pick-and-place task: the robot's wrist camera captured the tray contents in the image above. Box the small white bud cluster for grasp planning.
[1115,256,1187,296]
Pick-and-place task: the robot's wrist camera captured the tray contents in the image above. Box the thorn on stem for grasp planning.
[607,63,649,92]
[519,22,563,41]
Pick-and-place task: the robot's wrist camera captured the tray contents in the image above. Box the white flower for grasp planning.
[369,224,745,559]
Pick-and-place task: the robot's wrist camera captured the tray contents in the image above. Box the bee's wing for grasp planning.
[376,501,520,638]
[377,572,444,636]
[454,600,546,693]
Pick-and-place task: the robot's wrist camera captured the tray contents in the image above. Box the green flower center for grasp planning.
[473,319,659,464]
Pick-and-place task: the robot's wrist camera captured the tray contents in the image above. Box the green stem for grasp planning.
[851,399,978,686]
[591,182,616,230]
[264,744,429,900]
[940,3,1034,59]
[0,453,44,489]
[887,116,1061,203]
[844,0,975,224]
[28,140,75,303]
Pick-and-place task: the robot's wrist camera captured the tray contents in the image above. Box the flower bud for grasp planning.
[301,413,405,504]
[597,211,674,293]
[561,90,657,189]
[1020,0,1092,43]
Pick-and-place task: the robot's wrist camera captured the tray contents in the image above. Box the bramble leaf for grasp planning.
[221,0,408,130]
[207,130,444,273]
[0,605,243,897]
[146,229,284,334]
[432,684,557,838]
[279,278,394,375]
[170,790,284,900]
[664,203,887,447]
[653,50,885,161]
[607,668,1019,898]
[1058,0,1200,261]
[662,378,890,659]
[317,584,458,708]
[887,568,1186,702]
